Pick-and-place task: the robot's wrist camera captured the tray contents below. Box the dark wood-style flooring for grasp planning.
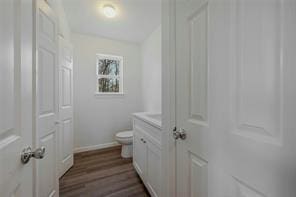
[59,146,150,197]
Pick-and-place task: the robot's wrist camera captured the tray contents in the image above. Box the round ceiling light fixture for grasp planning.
[103,5,117,18]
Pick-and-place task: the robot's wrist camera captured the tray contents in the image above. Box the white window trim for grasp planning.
[95,53,124,95]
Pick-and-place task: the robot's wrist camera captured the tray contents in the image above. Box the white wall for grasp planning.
[141,26,162,112]
[72,33,143,150]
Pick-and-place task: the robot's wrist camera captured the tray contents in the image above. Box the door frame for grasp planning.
[161,0,176,196]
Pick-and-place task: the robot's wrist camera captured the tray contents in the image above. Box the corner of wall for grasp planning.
[140,25,162,113]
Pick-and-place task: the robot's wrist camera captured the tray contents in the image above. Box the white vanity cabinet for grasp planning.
[133,113,162,197]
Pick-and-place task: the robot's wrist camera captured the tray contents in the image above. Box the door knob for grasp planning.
[173,128,187,140]
[21,146,46,164]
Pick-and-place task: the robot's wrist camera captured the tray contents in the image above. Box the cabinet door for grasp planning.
[146,141,161,197]
[133,133,147,178]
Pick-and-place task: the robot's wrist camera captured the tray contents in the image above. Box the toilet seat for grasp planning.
[116,131,133,139]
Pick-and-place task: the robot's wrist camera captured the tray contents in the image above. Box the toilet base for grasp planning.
[121,144,133,158]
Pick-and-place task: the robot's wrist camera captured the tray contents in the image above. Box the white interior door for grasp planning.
[175,1,209,196]
[0,0,34,196]
[58,36,74,177]
[175,0,296,196]
[35,0,59,196]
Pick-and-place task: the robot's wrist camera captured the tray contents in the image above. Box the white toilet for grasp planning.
[115,130,133,158]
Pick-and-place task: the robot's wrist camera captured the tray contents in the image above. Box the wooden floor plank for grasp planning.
[59,146,150,197]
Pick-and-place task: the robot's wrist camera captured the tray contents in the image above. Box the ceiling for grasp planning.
[62,0,161,43]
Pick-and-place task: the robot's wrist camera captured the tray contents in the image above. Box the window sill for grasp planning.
[94,92,125,98]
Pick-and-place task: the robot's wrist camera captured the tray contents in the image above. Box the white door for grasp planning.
[58,36,74,177]
[175,0,296,196]
[0,0,34,196]
[35,0,59,196]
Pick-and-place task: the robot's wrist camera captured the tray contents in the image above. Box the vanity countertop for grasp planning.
[133,112,162,129]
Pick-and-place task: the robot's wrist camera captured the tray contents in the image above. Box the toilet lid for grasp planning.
[116,131,133,138]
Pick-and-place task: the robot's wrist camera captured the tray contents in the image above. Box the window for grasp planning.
[96,54,123,94]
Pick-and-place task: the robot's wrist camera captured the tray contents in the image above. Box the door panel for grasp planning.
[188,2,208,125]
[36,0,58,196]
[62,120,72,159]
[58,36,74,177]
[0,0,33,196]
[188,153,208,197]
[38,48,55,114]
[175,0,296,196]
[39,133,56,197]
[176,0,209,196]
[61,68,71,106]
[231,0,282,143]
[39,8,56,42]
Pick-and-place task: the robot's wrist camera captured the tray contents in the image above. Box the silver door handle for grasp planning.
[173,128,187,140]
[21,146,46,164]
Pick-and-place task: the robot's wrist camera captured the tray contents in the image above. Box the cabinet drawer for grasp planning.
[133,118,161,145]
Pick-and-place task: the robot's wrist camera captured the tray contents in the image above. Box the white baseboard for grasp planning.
[74,141,120,153]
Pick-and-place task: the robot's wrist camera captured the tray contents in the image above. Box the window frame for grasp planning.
[95,53,124,95]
